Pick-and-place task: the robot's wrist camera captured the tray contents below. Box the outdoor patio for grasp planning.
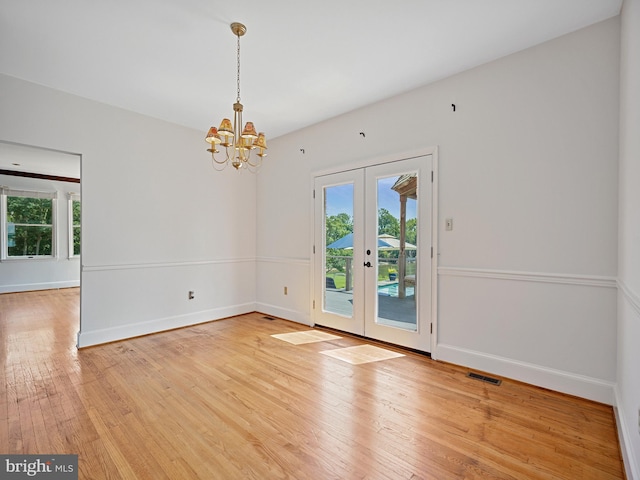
[324,288,417,330]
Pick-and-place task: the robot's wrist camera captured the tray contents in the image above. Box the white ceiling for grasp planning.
[0,142,81,179]
[0,0,622,146]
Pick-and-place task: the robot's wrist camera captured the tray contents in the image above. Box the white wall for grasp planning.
[616,0,640,477]
[257,18,620,404]
[0,73,258,347]
[0,173,80,292]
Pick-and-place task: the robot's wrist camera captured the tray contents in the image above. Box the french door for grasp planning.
[313,155,432,352]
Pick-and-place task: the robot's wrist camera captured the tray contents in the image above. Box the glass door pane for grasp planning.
[375,174,417,331]
[323,183,354,317]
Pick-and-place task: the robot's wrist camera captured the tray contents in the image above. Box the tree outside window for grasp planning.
[70,196,81,256]
[6,195,54,257]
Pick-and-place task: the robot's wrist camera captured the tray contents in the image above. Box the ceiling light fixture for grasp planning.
[205,22,267,171]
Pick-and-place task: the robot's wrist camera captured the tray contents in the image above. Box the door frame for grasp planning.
[310,146,439,356]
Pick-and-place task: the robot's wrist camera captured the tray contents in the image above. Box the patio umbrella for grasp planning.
[326,233,397,249]
[377,234,417,250]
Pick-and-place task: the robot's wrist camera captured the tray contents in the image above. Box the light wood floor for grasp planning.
[0,288,625,479]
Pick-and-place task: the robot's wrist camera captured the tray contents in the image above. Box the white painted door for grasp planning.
[313,155,432,352]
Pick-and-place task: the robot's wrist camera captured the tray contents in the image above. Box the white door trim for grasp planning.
[310,146,439,355]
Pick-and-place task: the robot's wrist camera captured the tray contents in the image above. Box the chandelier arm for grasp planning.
[211,157,228,171]
[245,161,260,173]
[225,145,235,164]
[211,155,230,165]
[211,146,234,165]
[245,153,263,169]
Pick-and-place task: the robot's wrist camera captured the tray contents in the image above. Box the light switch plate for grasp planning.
[445,218,453,231]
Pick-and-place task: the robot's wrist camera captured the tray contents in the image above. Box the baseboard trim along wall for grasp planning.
[79,259,258,348]
[435,343,615,405]
[255,302,311,326]
[436,265,617,405]
[614,387,640,480]
[0,280,80,294]
[255,256,311,327]
[77,302,256,348]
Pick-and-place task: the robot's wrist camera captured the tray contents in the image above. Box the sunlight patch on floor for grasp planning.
[271,330,342,345]
[320,344,405,364]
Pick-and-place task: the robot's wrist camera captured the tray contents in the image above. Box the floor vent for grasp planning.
[467,372,502,386]
[262,316,275,321]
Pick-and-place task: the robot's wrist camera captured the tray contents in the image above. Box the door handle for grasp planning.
[364,261,372,268]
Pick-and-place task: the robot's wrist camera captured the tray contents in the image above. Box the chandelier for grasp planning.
[205,22,267,171]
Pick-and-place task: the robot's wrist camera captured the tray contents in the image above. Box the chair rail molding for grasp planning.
[256,256,310,266]
[438,266,617,288]
[82,257,256,272]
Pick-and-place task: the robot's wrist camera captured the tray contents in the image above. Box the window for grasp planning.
[1,188,57,259]
[68,193,81,257]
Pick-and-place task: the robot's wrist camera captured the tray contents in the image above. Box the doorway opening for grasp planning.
[0,140,82,344]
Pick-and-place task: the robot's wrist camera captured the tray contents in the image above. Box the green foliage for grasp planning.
[325,272,346,289]
[72,199,81,223]
[72,199,81,256]
[325,213,352,245]
[7,196,53,256]
[324,206,416,277]
[406,218,417,246]
[7,197,52,224]
[377,263,396,281]
[325,213,353,272]
[377,208,399,237]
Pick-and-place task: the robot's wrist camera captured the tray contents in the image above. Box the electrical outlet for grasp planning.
[188,291,195,300]
[284,286,288,295]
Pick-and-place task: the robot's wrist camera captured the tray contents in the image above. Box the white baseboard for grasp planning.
[614,387,640,480]
[436,343,615,405]
[254,302,311,326]
[76,302,256,348]
[0,280,80,294]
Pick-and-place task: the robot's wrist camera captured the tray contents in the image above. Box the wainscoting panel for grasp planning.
[78,259,257,347]
[436,267,617,404]
[615,281,640,480]
[255,256,311,326]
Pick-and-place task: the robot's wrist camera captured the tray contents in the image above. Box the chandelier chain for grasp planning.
[236,33,241,103]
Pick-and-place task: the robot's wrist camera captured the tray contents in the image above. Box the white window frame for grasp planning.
[1,186,58,260]
[68,192,80,258]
